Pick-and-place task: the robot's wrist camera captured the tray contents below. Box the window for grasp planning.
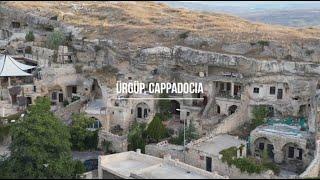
[253,87,259,94]
[297,148,303,160]
[226,83,231,91]
[52,92,57,100]
[270,86,276,95]
[72,86,77,94]
[259,143,264,150]
[277,89,283,99]
[288,147,294,158]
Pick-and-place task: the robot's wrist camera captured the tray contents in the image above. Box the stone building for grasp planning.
[98,149,226,179]
[251,124,314,173]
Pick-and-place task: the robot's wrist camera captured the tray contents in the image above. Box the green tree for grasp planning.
[127,122,147,153]
[101,140,112,154]
[158,93,171,120]
[169,120,199,145]
[25,31,35,42]
[185,120,199,143]
[146,114,168,142]
[46,29,65,50]
[69,113,99,151]
[169,129,184,145]
[251,106,269,129]
[0,97,85,178]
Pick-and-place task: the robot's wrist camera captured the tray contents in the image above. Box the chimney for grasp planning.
[136,149,141,154]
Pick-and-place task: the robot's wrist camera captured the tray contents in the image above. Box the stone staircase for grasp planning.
[211,89,250,135]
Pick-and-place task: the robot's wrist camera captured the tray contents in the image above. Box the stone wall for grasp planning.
[213,87,250,134]
[145,142,185,161]
[145,140,277,179]
[98,130,128,153]
[210,157,276,179]
[299,139,320,178]
[54,99,84,121]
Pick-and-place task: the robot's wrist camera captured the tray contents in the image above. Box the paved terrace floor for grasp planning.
[84,99,105,115]
[191,134,245,156]
[135,164,211,179]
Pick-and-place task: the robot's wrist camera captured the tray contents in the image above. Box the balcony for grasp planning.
[216,91,241,100]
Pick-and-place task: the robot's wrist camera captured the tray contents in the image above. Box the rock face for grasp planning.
[172,46,320,77]
[0,29,11,40]
[222,43,252,55]
[3,1,320,63]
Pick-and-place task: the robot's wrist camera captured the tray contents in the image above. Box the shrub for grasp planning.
[263,162,280,175]
[101,140,112,154]
[179,31,190,39]
[63,100,70,107]
[219,146,279,175]
[158,93,172,121]
[127,122,147,153]
[69,114,99,151]
[251,106,269,129]
[169,120,199,145]
[257,40,269,47]
[306,49,315,56]
[75,64,83,74]
[25,31,35,42]
[0,125,10,144]
[146,114,168,142]
[46,30,66,50]
[169,129,184,145]
[284,54,292,60]
[71,96,80,103]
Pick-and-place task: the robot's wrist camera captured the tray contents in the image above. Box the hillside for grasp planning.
[2,1,320,61]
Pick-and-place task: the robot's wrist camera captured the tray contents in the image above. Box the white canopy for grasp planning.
[0,54,36,77]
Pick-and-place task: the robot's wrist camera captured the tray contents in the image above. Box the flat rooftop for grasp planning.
[133,164,214,179]
[190,134,245,156]
[99,151,226,179]
[106,159,158,178]
[253,124,310,139]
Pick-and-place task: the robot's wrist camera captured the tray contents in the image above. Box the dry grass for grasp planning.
[4,1,320,48]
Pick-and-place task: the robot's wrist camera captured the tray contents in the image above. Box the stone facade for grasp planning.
[98,130,128,153]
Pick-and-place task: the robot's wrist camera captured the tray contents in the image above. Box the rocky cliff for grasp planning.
[2,1,320,63]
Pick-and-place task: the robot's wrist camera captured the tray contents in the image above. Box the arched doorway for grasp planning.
[253,137,274,161]
[228,105,238,115]
[26,97,32,106]
[216,105,221,114]
[49,85,64,105]
[88,117,102,130]
[92,79,102,99]
[170,100,180,115]
[136,102,149,119]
